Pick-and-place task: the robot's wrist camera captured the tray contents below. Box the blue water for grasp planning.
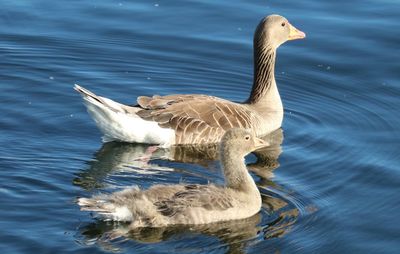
[1,0,399,253]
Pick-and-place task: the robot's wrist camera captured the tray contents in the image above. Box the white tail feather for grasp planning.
[78,197,133,222]
[74,84,175,145]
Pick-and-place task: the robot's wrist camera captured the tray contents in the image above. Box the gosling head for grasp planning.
[254,14,306,49]
[220,129,269,157]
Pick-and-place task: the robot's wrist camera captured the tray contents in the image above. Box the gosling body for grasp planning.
[78,129,267,227]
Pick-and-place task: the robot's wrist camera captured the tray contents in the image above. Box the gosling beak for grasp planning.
[254,137,269,150]
[288,23,306,40]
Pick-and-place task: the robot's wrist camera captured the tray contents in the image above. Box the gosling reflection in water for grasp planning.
[78,204,298,253]
[79,213,262,254]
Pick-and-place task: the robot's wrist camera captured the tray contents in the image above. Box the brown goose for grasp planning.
[78,128,268,226]
[75,14,305,145]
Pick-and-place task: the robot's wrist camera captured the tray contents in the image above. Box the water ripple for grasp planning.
[1,0,400,253]
[72,132,312,252]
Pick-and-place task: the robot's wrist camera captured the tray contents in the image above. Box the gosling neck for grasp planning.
[247,44,277,104]
[220,147,257,192]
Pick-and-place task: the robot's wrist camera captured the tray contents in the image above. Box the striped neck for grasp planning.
[247,46,276,104]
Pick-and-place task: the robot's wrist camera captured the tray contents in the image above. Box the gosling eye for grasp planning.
[245,135,250,141]
[281,22,286,27]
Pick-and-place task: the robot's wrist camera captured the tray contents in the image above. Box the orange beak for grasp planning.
[288,23,306,40]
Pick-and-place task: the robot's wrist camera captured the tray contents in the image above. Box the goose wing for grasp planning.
[154,184,234,217]
[136,94,256,144]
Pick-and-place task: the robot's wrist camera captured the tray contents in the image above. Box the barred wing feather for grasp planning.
[137,95,256,144]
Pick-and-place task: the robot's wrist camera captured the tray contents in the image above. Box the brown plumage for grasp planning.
[154,184,234,217]
[74,15,305,145]
[136,94,255,144]
[78,129,269,227]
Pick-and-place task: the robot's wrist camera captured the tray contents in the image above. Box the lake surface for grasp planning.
[1,0,399,253]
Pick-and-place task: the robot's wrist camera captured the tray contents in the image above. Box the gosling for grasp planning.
[78,128,268,227]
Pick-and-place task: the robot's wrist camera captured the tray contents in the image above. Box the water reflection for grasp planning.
[74,129,283,190]
[78,213,262,253]
[75,129,299,252]
[73,143,174,191]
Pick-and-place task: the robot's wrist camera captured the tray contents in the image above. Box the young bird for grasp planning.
[78,128,268,227]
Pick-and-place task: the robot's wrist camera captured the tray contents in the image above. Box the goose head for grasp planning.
[254,14,306,49]
[220,129,269,157]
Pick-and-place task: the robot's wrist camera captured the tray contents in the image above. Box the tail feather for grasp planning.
[78,197,112,212]
[78,197,133,221]
[74,84,175,144]
[74,85,102,103]
[74,84,126,113]
[74,84,138,142]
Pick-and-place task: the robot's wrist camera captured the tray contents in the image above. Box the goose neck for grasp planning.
[248,46,277,104]
[220,147,256,192]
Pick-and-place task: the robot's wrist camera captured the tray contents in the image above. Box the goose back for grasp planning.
[137,94,260,144]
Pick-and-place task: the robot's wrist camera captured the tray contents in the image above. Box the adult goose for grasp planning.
[75,14,305,145]
[78,128,268,226]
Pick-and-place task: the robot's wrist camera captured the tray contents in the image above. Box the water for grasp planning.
[0,0,399,253]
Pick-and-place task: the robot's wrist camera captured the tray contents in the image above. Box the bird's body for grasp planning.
[75,15,305,145]
[78,129,268,227]
[76,85,282,145]
[79,183,260,226]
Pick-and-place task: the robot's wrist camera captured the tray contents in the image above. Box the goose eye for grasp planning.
[245,136,250,141]
[281,22,286,27]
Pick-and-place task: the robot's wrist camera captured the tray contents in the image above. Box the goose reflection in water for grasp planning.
[74,129,299,252]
